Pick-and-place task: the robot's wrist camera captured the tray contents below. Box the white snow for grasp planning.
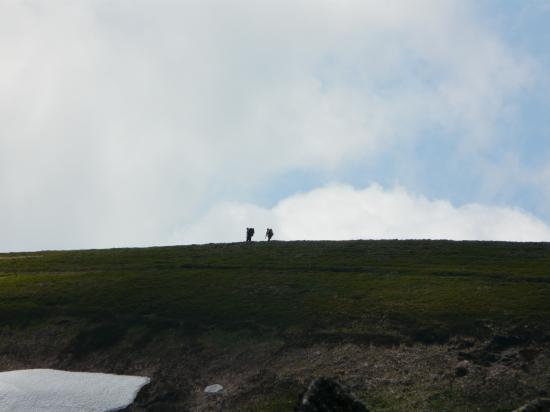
[0,369,150,412]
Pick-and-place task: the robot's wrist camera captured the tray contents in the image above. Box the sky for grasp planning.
[1,0,550,252]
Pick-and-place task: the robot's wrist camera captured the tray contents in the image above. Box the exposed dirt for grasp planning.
[1,320,549,411]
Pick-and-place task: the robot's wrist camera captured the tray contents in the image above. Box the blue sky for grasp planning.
[254,1,550,216]
[1,0,550,251]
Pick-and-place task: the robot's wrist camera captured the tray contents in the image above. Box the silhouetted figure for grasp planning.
[265,228,274,241]
[246,227,255,242]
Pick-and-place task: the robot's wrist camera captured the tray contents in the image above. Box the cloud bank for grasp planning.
[0,1,542,251]
[179,184,550,243]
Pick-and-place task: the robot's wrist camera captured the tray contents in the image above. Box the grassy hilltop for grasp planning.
[0,240,549,411]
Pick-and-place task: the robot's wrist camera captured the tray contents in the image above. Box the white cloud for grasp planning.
[178,184,550,243]
[0,1,537,251]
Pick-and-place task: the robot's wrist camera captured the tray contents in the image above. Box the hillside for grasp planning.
[0,240,549,411]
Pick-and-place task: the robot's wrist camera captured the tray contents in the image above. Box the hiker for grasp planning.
[246,227,255,242]
[265,228,274,241]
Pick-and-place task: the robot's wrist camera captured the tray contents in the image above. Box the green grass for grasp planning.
[1,240,549,340]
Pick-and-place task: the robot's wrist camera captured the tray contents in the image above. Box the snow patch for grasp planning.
[0,369,150,412]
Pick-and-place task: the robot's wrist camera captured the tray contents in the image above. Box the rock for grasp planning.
[296,377,369,412]
[455,366,468,377]
[513,398,550,412]
[454,360,470,378]
[204,384,224,394]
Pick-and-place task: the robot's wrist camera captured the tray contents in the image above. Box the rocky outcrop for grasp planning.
[296,378,368,412]
[513,398,550,412]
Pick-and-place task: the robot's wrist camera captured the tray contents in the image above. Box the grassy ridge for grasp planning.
[1,240,550,410]
[1,240,549,341]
